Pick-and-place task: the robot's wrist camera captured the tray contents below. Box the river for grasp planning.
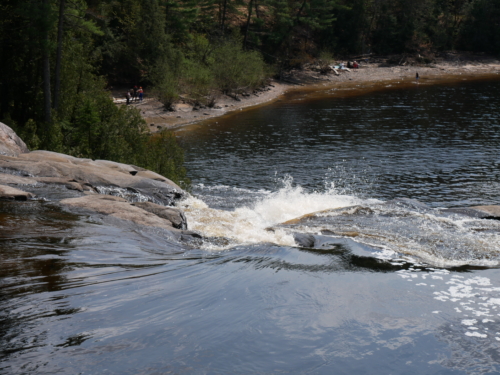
[2,78,500,374]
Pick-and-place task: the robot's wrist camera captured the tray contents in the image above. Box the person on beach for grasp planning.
[138,87,144,102]
[125,90,131,105]
[416,72,419,83]
[132,86,138,102]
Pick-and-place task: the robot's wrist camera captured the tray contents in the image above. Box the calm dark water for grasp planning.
[2,78,500,374]
[179,78,500,208]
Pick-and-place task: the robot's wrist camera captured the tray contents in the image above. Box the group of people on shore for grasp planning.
[346,61,359,69]
[125,86,144,105]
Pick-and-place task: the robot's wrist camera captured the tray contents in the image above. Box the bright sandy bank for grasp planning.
[117,52,500,131]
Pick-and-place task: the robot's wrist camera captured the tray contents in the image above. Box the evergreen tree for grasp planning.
[460,0,500,54]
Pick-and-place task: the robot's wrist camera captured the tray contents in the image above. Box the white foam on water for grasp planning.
[182,174,500,268]
[181,180,371,250]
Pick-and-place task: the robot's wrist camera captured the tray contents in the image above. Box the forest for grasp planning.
[1,0,499,185]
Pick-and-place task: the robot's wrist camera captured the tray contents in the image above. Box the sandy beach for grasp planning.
[115,52,500,131]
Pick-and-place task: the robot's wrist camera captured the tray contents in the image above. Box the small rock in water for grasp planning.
[0,185,35,201]
[293,233,315,248]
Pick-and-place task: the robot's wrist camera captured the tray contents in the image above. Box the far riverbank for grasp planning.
[118,52,500,131]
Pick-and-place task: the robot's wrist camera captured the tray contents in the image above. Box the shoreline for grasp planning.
[123,55,500,132]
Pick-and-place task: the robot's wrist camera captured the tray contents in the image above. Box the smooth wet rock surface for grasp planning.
[0,172,37,185]
[0,150,183,204]
[0,184,35,200]
[0,123,192,239]
[132,201,187,230]
[60,195,183,231]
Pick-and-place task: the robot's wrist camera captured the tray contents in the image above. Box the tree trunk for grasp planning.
[53,0,65,112]
[276,0,308,52]
[165,0,171,34]
[221,0,228,32]
[244,0,254,49]
[42,0,52,124]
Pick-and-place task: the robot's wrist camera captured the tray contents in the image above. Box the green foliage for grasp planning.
[155,78,181,110]
[164,0,199,41]
[181,59,215,103]
[317,50,334,73]
[0,0,190,186]
[152,32,266,107]
[212,36,266,94]
[135,0,170,75]
[2,0,500,191]
[459,0,500,55]
[21,119,41,150]
[140,129,190,188]
[185,33,215,66]
[257,0,341,64]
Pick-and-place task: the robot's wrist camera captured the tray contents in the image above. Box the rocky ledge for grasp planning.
[0,122,197,242]
[271,198,500,250]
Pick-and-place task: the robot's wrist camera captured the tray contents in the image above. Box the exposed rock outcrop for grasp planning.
[132,201,187,230]
[60,195,184,231]
[0,122,29,157]
[0,149,183,205]
[0,122,196,242]
[0,172,38,185]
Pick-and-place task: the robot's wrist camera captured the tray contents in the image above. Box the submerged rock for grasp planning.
[381,198,430,211]
[443,205,500,220]
[293,233,316,248]
[280,205,371,226]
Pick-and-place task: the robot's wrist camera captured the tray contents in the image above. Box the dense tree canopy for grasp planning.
[0,0,498,184]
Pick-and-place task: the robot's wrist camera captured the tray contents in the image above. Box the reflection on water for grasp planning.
[2,79,500,374]
[178,78,500,207]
